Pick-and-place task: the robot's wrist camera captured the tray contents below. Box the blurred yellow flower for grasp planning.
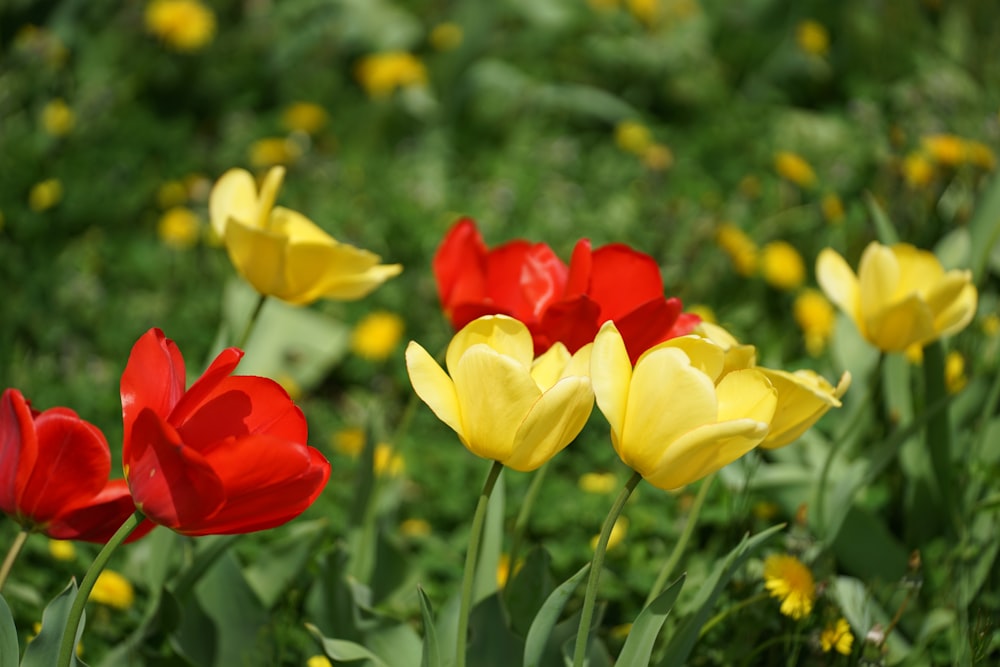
[627,0,660,26]
[406,316,594,471]
[760,241,806,291]
[333,427,365,457]
[795,20,829,56]
[282,102,328,135]
[921,134,966,167]
[275,373,303,401]
[307,656,333,667]
[793,289,836,356]
[210,166,402,304]
[821,193,845,224]
[41,98,74,136]
[817,242,977,352]
[400,518,431,538]
[351,311,405,362]
[945,350,967,394]
[497,553,511,588]
[687,304,716,324]
[48,540,76,561]
[905,343,923,365]
[430,23,464,51]
[249,137,302,168]
[716,223,758,276]
[965,140,996,170]
[758,369,849,449]
[774,151,817,189]
[90,570,135,610]
[29,178,63,211]
[592,322,775,491]
[610,623,633,640]
[590,516,629,551]
[983,314,1000,337]
[589,0,622,10]
[578,472,618,494]
[763,554,815,620]
[643,143,674,171]
[614,120,653,156]
[355,52,428,99]
[902,152,934,189]
[374,443,404,477]
[157,206,201,249]
[820,618,854,655]
[156,180,188,208]
[145,0,216,52]
[752,500,780,521]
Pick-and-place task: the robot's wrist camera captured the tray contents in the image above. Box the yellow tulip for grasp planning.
[817,242,977,352]
[209,166,402,305]
[591,322,776,491]
[757,368,850,449]
[405,315,594,472]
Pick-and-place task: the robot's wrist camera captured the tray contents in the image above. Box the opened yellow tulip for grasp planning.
[209,166,402,305]
[591,322,777,491]
[758,368,850,449]
[817,242,977,352]
[405,315,594,471]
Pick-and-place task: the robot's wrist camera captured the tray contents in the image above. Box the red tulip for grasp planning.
[433,218,700,362]
[120,329,330,536]
[0,389,150,543]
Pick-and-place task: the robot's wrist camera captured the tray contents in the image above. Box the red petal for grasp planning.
[126,408,225,531]
[538,295,603,353]
[433,218,488,317]
[17,408,111,523]
[587,244,665,322]
[614,297,684,364]
[46,480,155,544]
[668,312,702,338]
[564,239,593,297]
[181,436,330,535]
[121,329,187,462]
[0,389,37,518]
[519,244,569,319]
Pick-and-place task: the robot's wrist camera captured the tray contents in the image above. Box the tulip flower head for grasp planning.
[120,328,330,535]
[0,389,149,542]
[405,315,594,471]
[757,368,850,449]
[591,322,777,490]
[817,241,977,352]
[209,167,402,305]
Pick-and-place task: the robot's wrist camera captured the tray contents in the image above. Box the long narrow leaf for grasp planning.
[0,594,18,667]
[523,563,590,667]
[305,623,390,667]
[865,191,899,244]
[20,579,87,667]
[615,575,685,666]
[418,587,441,667]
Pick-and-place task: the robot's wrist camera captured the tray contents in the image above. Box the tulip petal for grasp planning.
[893,244,944,296]
[613,297,683,363]
[506,377,594,472]
[485,241,547,322]
[864,294,936,351]
[256,166,286,228]
[169,346,244,427]
[446,316,533,376]
[591,322,633,444]
[406,342,464,438]
[519,243,569,318]
[434,218,488,311]
[308,263,404,303]
[530,343,573,391]
[933,282,977,338]
[644,418,769,490]
[759,369,847,449]
[816,248,862,333]
[121,328,187,460]
[587,244,666,321]
[650,335,725,382]
[0,389,37,517]
[858,242,900,325]
[537,294,603,354]
[452,345,541,463]
[46,480,155,543]
[224,219,289,298]
[209,168,259,236]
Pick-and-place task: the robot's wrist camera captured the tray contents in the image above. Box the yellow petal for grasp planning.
[933,282,977,338]
[816,247,862,333]
[405,341,464,438]
[506,376,594,472]
[562,343,593,380]
[270,206,337,244]
[892,244,944,298]
[716,368,777,424]
[644,418,769,490]
[452,344,540,463]
[858,242,900,327]
[652,335,726,382]
[591,322,633,444]
[307,263,404,302]
[209,168,258,236]
[758,368,846,449]
[531,343,572,391]
[446,316,534,378]
[256,166,286,228]
[864,293,936,351]
[223,218,288,297]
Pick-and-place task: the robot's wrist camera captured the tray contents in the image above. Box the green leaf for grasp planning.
[0,594,18,667]
[968,172,1000,280]
[21,579,86,667]
[418,587,441,667]
[466,593,524,667]
[831,576,912,662]
[306,623,390,667]
[523,563,590,667]
[865,191,899,244]
[656,524,784,666]
[503,547,554,638]
[616,575,685,667]
[244,520,326,609]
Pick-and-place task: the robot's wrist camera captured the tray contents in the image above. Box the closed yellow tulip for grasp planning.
[591,322,777,491]
[817,242,977,352]
[209,167,402,305]
[758,368,850,449]
[406,316,594,471]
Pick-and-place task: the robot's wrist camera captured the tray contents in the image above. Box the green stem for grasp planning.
[507,460,550,574]
[645,473,714,606]
[572,470,642,667]
[699,592,770,638]
[57,510,144,667]
[236,293,267,349]
[923,341,954,528]
[0,530,29,592]
[455,460,504,667]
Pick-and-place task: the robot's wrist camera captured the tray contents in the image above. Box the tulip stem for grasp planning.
[455,460,504,667]
[57,510,144,667]
[0,530,29,593]
[236,293,267,349]
[645,472,715,607]
[923,342,955,529]
[507,460,550,575]
[572,470,642,667]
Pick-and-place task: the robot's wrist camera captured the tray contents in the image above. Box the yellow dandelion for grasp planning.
[820,617,854,655]
[982,314,1000,337]
[41,98,74,137]
[763,554,815,620]
[282,102,328,135]
[921,134,966,167]
[351,311,405,362]
[145,0,216,52]
[627,0,660,26]
[400,518,431,538]
[902,151,934,188]
[821,193,845,225]
[373,443,404,477]
[355,51,428,99]
[945,350,967,394]
[590,517,629,551]
[578,472,617,494]
[642,143,674,171]
[248,137,302,168]
[716,223,758,276]
[430,23,464,52]
[157,206,201,250]
[48,540,76,561]
[795,20,830,57]
[965,141,996,170]
[332,427,365,457]
[774,151,817,189]
[307,656,333,667]
[614,120,653,156]
[793,289,835,356]
[760,241,806,291]
[89,570,135,610]
[29,178,63,211]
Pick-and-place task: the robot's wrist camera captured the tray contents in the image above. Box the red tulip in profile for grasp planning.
[433,218,699,362]
[120,328,330,536]
[0,388,149,543]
